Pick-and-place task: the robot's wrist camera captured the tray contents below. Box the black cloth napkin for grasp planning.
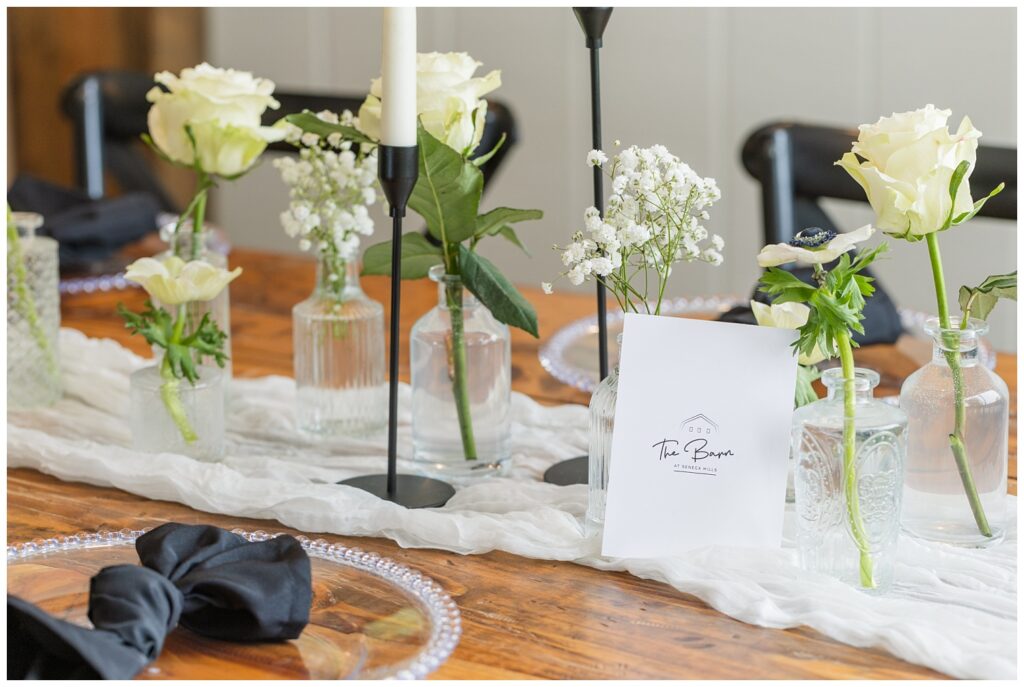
[718,265,903,347]
[8,523,312,680]
[7,175,159,270]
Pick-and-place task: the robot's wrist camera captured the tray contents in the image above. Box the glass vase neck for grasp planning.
[11,212,43,240]
[822,367,879,402]
[162,224,216,260]
[315,256,362,300]
[429,264,478,310]
[926,317,984,367]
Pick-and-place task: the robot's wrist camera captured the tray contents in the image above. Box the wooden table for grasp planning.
[8,248,1016,679]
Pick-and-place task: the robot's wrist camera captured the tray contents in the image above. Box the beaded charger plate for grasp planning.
[7,529,461,680]
[538,294,997,393]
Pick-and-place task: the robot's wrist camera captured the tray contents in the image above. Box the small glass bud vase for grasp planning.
[900,318,1009,547]
[129,365,225,461]
[293,258,386,437]
[792,368,907,593]
[585,334,622,537]
[410,265,511,479]
[155,225,233,381]
[7,212,62,409]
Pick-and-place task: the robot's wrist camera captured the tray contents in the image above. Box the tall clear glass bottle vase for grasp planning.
[293,259,386,437]
[585,334,622,537]
[7,212,62,409]
[900,318,1009,547]
[155,226,233,382]
[410,265,511,479]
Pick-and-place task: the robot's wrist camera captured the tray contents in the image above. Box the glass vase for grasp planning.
[792,368,907,593]
[585,334,622,537]
[293,258,387,437]
[900,318,1009,547]
[7,212,62,409]
[410,265,511,479]
[129,365,225,461]
[154,224,233,382]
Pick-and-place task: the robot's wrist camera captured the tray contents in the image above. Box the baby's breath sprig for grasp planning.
[546,144,724,315]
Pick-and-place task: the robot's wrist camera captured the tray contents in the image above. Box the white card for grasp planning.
[601,313,799,558]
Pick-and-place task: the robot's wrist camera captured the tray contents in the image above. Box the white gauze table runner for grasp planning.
[8,329,1016,678]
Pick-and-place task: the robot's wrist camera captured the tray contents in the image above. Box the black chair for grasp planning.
[741,121,1017,245]
[61,69,519,213]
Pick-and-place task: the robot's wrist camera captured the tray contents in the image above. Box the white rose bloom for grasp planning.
[146,63,284,176]
[757,225,875,267]
[750,300,827,365]
[836,105,980,237]
[358,52,501,155]
[125,256,242,305]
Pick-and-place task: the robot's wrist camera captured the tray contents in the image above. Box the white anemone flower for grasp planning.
[757,225,875,268]
[750,300,826,365]
[125,256,242,305]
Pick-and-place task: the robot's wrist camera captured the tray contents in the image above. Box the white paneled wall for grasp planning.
[207,7,1016,350]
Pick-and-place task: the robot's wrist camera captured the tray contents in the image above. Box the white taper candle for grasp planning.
[380,7,417,147]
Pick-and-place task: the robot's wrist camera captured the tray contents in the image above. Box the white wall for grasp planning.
[207,7,1017,350]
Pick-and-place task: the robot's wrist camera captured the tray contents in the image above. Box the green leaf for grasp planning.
[942,160,972,231]
[409,123,483,245]
[284,111,374,144]
[951,182,1005,226]
[471,133,506,168]
[795,364,821,408]
[958,270,1016,322]
[495,226,530,255]
[362,232,445,279]
[459,245,538,337]
[475,207,543,237]
[757,267,816,304]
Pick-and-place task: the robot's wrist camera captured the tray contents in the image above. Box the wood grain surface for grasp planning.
[8,247,1016,679]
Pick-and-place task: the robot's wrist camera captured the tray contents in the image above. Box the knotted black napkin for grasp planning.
[8,523,312,680]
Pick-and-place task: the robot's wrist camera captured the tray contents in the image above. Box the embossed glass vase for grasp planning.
[129,365,225,461]
[154,225,233,381]
[293,258,387,437]
[7,212,62,409]
[410,265,511,479]
[585,334,622,537]
[792,368,907,593]
[900,318,1009,547]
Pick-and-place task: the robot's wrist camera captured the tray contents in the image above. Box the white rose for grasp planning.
[124,256,242,305]
[750,300,826,365]
[836,105,980,238]
[358,52,501,155]
[757,225,875,267]
[146,63,284,176]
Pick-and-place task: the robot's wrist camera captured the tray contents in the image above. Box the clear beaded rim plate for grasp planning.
[7,528,462,680]
[538,294,997,393]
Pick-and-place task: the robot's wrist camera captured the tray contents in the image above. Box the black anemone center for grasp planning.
[789,227,836,249]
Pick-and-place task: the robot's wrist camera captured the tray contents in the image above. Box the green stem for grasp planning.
[161,304,197,443]
[837,331,874,589]
[7,210,60,383]
[191,174,209,262]
[925,233,991,537]
[446,280,477,461]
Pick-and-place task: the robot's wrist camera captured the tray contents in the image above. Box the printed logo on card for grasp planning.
[651,413,735,477]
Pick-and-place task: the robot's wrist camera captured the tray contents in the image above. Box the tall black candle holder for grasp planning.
[543,6,614,487]
[339,144,455,509]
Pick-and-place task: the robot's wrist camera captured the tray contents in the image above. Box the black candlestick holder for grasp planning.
[544,7,614,487]
[339,144,455,509]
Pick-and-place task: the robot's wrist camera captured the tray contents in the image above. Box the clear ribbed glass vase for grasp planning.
[293,258,387,438]
[792,368,907,593]
[129,365,225,461]
[900,318,1009,547]
[7,212,62,409]
[585,334,621,537]
[154,225,233,382]
[410,265,511,479]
